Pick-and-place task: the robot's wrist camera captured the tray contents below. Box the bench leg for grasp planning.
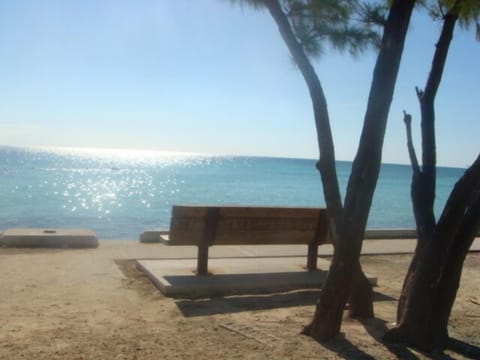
[196,207,219,275]
[307,243,318,271]
[197,243,209,275]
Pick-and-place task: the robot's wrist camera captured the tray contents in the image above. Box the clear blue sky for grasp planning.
[0,0,478,167]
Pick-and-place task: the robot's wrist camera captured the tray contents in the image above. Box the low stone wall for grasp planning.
[0,228,98,248]
[364,229,417,239]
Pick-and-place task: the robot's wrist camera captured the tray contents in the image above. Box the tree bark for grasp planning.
[383,2,479,349]
[265,0,414,341]
[307,0,415,341]
[348,261,374,318]
[385,156,480,350]
[264,0,372,324]
[432,189,480,343]
[263,0,343,233]
[390,0,458,323]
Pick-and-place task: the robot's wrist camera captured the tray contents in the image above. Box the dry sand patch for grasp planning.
[0,246,478,359]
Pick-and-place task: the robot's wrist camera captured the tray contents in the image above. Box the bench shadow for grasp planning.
[176,289,320,317]
[176,290,394,317]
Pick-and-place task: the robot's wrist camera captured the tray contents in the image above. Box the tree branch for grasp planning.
[419,0,461,183]
[413,3,460,233]
[435,153,480,245]
[263,0,344,235]
[437,1,445,19]
[342,0,416,249]
[423,0,461,102]
[453,188,480,253]
[403,110,420,175]
[415,86,423,100]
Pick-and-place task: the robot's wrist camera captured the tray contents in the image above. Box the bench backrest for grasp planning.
[167,205,330,246]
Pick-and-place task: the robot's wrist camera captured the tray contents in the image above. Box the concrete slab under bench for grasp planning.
[136,257,377,298]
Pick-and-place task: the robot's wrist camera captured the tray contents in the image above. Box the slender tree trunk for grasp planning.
[265,0,414,341]
[307,0,415,341]
[265,0,375,326]
[263,0,343,230]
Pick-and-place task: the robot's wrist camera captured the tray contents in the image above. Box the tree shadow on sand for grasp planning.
[360,318,480,360]
[444,338,480,360]
[361,318,420,359]
[176,289,479,359]
[319,334,377,359]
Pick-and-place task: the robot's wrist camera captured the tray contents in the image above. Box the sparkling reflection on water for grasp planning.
[1,147,235,238]
[0,146,465,239]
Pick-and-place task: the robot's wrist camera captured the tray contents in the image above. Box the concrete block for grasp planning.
[0,228,98,248]
[136,257,377,298]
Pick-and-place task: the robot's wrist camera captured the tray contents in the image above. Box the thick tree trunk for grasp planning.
[384,188,480,350]
[302,253,357,339]
[348,262,374,318]
[395,250,418,322]
[385,156,480,351]
[384,238,438,349]
[432,191,480,343]
[383,4,471,351]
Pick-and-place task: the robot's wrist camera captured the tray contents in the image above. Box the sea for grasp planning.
[0,146,466,240]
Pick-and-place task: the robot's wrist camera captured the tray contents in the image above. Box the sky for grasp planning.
[0,0,478,167]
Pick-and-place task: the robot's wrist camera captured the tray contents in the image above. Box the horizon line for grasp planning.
[0,144,468,170]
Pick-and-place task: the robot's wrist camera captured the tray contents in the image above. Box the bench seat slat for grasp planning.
[167,205,330,246]
[163,205,330,274]
[172,205,325,219]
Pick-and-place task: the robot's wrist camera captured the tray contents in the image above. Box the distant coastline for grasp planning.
[0,144,468,170]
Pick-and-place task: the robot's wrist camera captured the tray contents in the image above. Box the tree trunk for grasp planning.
[348,261,374,318]
[384,238,438,350]
[307,0,415,341]
[265,0,414,341]
[385,155,480,351]
[383,4,474,351]
[264,0,373,334]
[264,0,343,229]
[432,191,480,343]
[384,185,480,350]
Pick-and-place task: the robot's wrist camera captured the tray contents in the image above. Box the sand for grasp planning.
[0,241,479,359]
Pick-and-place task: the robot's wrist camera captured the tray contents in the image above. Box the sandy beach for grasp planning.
[0,240,479,359]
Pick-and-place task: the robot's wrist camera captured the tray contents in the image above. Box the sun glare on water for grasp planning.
[33,146,208,166]
[2,146,215,230]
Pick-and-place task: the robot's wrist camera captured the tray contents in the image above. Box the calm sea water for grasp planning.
[0,146,466,239]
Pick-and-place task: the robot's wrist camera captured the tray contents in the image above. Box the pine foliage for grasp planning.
[425,0,480,40]
[229,0,385,57]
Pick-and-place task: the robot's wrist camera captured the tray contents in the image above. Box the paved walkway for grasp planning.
[91,237,480,260]
[1,237,478,260]
[131,238,479,297]
[1,238,478,299]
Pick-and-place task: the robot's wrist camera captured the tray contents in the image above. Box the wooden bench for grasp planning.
[159,205,331,275]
